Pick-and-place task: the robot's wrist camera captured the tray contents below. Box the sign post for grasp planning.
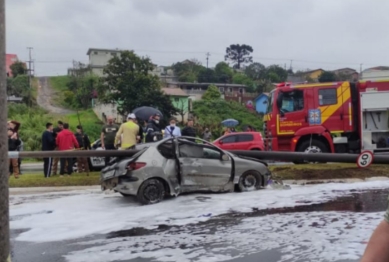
[357,151,374,168]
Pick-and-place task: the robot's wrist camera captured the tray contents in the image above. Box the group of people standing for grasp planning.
[41,121,91,178]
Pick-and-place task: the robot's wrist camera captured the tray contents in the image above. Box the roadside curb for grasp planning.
[9,185,100,195]
[283,176,389,185]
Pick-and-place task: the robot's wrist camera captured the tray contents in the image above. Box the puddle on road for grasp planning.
[244,188,389,218]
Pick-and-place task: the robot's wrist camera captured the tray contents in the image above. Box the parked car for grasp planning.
[213,132,264,151]
[101,137,272,205]
[73,139,105,172]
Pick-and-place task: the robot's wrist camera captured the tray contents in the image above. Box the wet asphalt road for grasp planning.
[11,188,389,262]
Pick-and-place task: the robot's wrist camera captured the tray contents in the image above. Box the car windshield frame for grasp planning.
[266,90,275,113]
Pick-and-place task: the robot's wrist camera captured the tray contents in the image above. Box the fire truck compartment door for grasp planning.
[315,85,349,132]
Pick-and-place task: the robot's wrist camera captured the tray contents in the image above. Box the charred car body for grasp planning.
[101,137,272,205]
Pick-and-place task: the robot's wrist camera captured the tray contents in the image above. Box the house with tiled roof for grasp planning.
[162,87,190,122]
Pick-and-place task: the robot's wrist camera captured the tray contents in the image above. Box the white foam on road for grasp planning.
[9,181,389,261]
[65,211,382,262]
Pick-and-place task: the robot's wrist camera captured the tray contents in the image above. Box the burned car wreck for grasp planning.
[101,137,272,205]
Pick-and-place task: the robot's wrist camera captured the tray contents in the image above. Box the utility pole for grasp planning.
[289,60,293,72]
[0,0,11,261]
[360,63,363,74]
[206,52,210,68]
[27,47,33,107]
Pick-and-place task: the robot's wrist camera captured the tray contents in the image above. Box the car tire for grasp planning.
[137,179,165,205]
[294,139,328,164]
[237,171,263,192]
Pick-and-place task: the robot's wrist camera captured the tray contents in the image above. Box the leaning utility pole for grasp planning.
[27,47,33,107]
[0,0,11,261]
[206,52,210,68]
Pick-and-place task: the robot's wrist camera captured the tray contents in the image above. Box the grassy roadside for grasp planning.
[49,75,70,108]
[63,109,103,141]
[270,163,389,180]
[9,172,100,188]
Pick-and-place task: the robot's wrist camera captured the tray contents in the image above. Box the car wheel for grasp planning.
[238,171,263,192]
[137,179,165,205]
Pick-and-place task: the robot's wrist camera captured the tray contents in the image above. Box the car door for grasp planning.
[178,141,232,189]
[218,135,237,150]
[276,89,313,135]
[235,134,254,150]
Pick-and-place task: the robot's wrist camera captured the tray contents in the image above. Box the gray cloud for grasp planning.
[6,0,389,75]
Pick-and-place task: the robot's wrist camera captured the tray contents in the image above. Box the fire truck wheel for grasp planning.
[294,139,329,164]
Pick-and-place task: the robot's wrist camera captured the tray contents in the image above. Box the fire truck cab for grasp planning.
[263,80,389,155]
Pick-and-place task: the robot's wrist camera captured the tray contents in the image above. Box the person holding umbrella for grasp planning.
[145,113,162,142]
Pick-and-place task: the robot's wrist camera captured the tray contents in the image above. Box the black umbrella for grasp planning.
[132,106,163,121]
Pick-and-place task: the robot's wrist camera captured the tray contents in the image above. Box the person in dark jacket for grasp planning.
[42,122,56,178]
[74,125,91,175]
[8,128,21,179]
[145,113,162,143]
[181,119,197,142]
[51,120,64,175]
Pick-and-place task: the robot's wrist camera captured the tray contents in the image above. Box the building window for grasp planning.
[219,87,224,92]
[229,88,232,92]
[318,88,337,106]
[93,51,98,55]
[239,88,243,94]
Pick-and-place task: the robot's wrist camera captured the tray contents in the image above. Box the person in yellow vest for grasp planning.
[114,113,141,150]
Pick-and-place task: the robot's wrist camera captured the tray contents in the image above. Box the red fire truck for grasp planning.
[263,80,389,156]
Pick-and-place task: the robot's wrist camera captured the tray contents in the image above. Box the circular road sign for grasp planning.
[357,151,374,168]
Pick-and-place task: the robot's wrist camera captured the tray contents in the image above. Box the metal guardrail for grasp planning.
[7,150,389,165]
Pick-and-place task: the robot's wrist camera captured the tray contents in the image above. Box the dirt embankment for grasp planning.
[270,164,389,180]
[36,77,74,115]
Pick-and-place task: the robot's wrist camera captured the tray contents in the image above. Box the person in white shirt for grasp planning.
[164,118,181,139]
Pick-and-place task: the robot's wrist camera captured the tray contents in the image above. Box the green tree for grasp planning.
[245,62,266,80]
[202,84,221,100]
[214,62,233,83]
[97,50,177,118]
[265,65,288,82]
[67,74,99,109]
[198,68,217,83]
[224,44,254,69]
[7,75,33,105]
[232,73,255,92]
[172,59,204,82]
[193,99,263,139]
[10,61,26,78]
[318,71,338,83]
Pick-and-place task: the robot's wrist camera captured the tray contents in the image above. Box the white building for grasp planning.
[361,66,389,80]
[87,48,122,76]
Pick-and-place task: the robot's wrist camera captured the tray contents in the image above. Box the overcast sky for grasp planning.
[6,0,389,76]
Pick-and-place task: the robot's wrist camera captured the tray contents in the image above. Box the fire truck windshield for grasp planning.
[266,90,275,113]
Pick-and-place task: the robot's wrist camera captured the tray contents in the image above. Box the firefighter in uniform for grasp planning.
[74,125,91,175]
